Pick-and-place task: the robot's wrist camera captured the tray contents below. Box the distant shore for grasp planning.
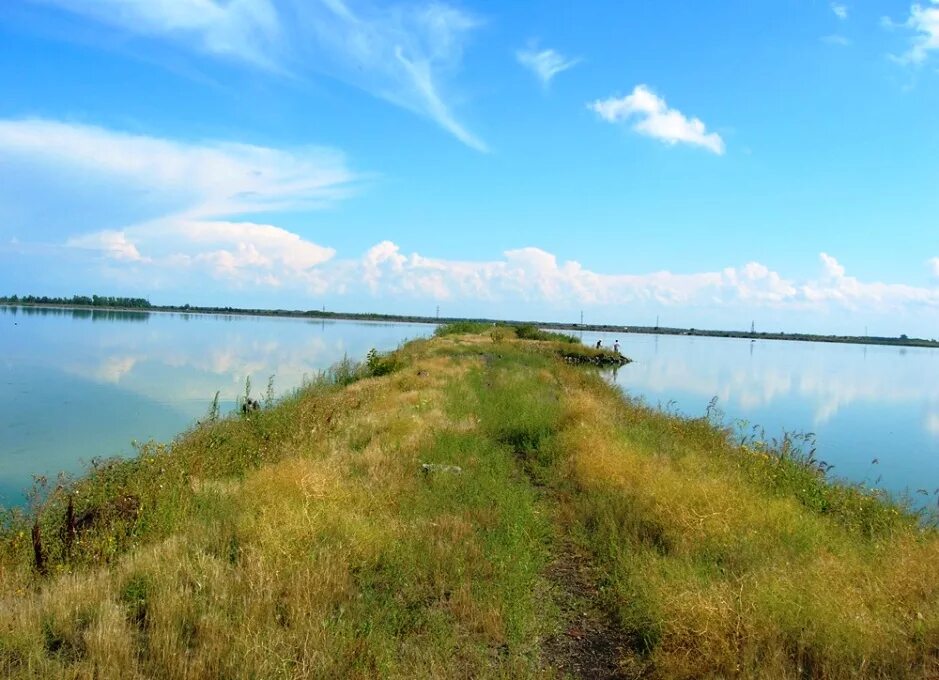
[3,300,937,349]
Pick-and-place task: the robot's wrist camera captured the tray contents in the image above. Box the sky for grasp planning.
[0,0,938,336]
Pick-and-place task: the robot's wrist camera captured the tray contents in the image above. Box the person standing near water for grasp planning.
[613,340,620,354]
[595,340,602,349]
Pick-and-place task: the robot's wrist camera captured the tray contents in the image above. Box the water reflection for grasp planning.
[0,307,434,504]
[9,305,150,322]
[590,331,939,502]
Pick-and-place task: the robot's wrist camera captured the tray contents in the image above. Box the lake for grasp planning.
[588,330,939,509]
[0,306,434,505]
[3,309,937,511]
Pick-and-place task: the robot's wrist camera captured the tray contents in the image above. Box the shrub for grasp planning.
[512,324,579,344]
[434,321,492,336]
[366,348,401,377]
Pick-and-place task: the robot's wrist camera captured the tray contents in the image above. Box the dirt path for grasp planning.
[542,539,642,679]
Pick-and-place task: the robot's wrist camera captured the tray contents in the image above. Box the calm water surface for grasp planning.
[4,309,938,509]
[588,331,939,507]
[0,307,433,505]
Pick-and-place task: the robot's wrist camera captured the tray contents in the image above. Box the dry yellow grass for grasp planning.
[1,330,936,678]
[558,365,939,678]
[0,343,555,678]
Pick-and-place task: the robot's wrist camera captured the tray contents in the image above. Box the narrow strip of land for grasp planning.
[1,326,937,678]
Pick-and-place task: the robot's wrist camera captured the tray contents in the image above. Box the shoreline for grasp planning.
[3,301,937,349]
[1,327,935,677]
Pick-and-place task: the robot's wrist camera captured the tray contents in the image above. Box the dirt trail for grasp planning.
[542,540,641,679]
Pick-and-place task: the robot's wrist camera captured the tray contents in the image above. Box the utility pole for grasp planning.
[436,305,440,320]
[580,310,584,326]
[655,315,659,331]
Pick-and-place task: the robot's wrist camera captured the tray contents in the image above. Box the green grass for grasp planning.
[1,329,936,678]
[433,320,493,336]
[511,324,579,344]
[557,370,938,677]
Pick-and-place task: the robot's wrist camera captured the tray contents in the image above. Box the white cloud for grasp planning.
[516,45,580,85]
[822,34,852,46]
[927,413,939,436]
[0,118,354,221]
[105,219,338,286]
[34,0,283,68]
[339,246,939,318]
[801,253,939,310]
[67,230,148,262]
[4,119,939,317]
[33,0,486,150]
[588,85,725,155]
[831,3,848,20]
[41,218,939,314]
[820,252,846,279]
[0,118,352,288]
[886,1,939,64]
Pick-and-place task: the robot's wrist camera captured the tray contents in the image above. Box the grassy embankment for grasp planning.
[0,326,937,678]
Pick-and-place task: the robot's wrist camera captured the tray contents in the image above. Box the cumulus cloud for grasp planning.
[67,230,147,262]
[885,1,939,64]
[327,245,939,315]
[31,0,486,150]
[588,85,725,154]
[516,44,580,85]
[800,252,939,309]
[831,3,848,20]
[99,219,338,287]
[0,118,352,287]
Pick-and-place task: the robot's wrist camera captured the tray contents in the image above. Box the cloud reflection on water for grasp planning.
[613,337,939,426]
[0,309,434,503]
[4,308,433,417]
[589,332,939,502]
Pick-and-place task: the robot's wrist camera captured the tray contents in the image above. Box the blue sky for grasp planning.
[1,0,938,335]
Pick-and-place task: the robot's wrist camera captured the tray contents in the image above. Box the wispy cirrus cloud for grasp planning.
[30,0,487,150]
[33,0,284,68]
[287,1,488,151]
[0,118,354,221]
[822,34,852,47]
[884,1,939,65]
[929,257,939,277]
[516,44,580,86]
[0,118,352,286]
[588,85,725,154]
[831,3,848,20]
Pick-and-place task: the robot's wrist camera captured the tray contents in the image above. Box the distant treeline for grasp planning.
[1,294,151,308]
[2,293,938,349]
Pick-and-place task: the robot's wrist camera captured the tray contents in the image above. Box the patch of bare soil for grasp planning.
[542,541,646,679]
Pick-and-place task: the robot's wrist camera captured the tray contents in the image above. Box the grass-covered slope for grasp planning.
[0,327,937,679]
